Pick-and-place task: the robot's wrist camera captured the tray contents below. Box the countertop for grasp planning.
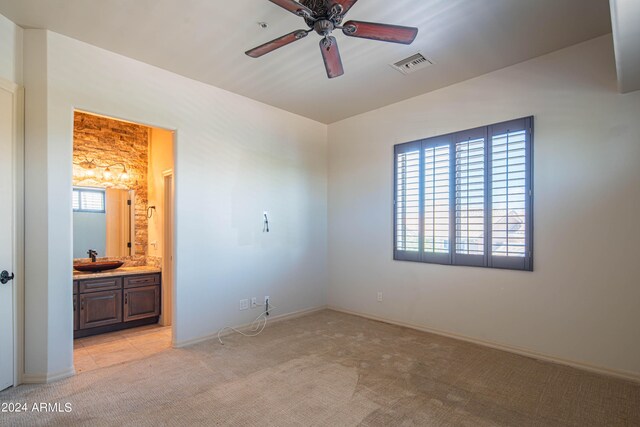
[73,266,161,280]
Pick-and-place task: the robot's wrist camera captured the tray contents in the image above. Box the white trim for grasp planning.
[169,131,178,346]
[0,77,24,388]
[73,108,177,133]
[328,306,640,384]
[21,367,75,384]
[0,78,19,93]
[173,305,328,349]
[13,85,24,387]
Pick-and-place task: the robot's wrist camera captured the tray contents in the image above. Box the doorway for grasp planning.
[71,112,175,374]
[0,78,22,391]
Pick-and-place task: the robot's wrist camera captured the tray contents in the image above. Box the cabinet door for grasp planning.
[73,294,79,331]
[79,277,122,293]
[124,285,160,322]
[79,290,123,329]
[124,274,160,289]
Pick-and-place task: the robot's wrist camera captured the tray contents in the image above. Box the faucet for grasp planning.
[87,249,98,263]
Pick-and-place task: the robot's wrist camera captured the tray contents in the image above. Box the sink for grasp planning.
[74,261,124,273]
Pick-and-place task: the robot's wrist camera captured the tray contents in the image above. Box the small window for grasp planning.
[73,188,106,213]
[394,117,533,271]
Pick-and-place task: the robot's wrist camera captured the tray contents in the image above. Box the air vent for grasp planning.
[391,53,433,75]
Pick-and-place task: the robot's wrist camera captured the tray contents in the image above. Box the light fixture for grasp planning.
[103,167,113,180]
[76,158,98,177]
[119,165,129,182]
[73,156,131,183]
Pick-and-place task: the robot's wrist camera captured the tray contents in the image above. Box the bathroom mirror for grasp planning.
[73,187,135,259]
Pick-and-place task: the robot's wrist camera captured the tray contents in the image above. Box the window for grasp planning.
[394,117,533,271]
[73,188,106,213]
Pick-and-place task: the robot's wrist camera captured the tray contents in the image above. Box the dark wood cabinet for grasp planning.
[74,272,161,338]
[79,290,123,329]
[73,295,79,331]
[124,285,160,322]
[73,281,79,332]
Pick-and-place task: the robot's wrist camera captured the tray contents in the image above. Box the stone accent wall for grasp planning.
[73,112,150,257]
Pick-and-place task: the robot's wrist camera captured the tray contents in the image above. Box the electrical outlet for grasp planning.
[251,297,258,308]
[377,292,383,302]
[239,299,249,310]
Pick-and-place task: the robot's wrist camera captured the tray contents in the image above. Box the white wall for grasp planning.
[328,35,640,379]
[23,30,328,379]
[23,30,52,380]
[0,13,22,84]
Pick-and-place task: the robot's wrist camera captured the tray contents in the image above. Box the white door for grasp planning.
[0,84,15,391]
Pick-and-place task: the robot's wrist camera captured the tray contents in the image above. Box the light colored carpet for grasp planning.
[1,310,639,426]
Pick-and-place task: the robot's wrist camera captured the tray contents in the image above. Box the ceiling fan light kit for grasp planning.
[246,0,419,79]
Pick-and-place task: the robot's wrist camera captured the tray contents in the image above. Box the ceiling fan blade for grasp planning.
[331,0,359,15]
[342,20,418,45]
[319,36,344,79]
[268,0,314,18]
[246,30,309,58]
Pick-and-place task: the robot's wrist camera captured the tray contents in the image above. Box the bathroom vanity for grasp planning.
[73,266,161,338]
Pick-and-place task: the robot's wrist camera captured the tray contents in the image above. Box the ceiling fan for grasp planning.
[245,0,419,79]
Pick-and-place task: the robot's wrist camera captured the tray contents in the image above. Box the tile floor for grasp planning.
[73,325,172,373]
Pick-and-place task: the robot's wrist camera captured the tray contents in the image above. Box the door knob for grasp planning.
[0,271,14,284]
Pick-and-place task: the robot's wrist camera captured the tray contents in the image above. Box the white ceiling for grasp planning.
[0,0,612,123]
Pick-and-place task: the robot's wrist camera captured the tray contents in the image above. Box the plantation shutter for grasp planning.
[422,137,452,264]
[489,118,533,270]
[394,141,421,261]
[453,128,487,267]
[72,190,81,210]
[81,191,105,212]
[393,116,533,271]
[73,188,106,212]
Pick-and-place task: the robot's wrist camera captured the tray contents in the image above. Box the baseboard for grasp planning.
[21,367,75,385]
[174,305,328,349]
[328,306,640,384]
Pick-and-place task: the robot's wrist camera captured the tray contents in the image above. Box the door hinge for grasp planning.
[127,242,132,248]
[127,200,131,206]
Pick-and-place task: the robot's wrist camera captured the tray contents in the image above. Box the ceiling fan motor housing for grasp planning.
[314,19,335,36]
[302,0,344,27]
